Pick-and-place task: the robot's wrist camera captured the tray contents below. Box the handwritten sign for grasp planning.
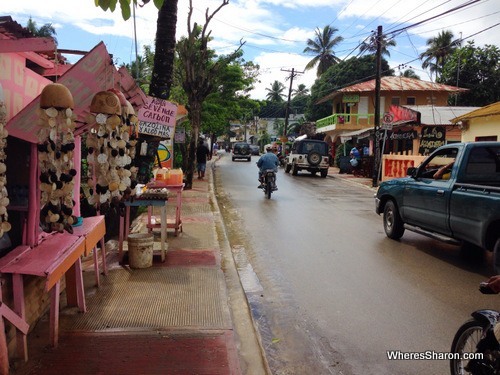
[137,96,177,138]
[138,121,172,138]
[419,126,445,155]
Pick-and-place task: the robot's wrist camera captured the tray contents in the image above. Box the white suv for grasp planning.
[284,139,329,178]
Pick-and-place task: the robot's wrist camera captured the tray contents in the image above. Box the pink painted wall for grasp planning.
[0,52,50,121]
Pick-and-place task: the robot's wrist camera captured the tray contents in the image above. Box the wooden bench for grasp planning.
[0,234,86,364]
[72,215,107,287]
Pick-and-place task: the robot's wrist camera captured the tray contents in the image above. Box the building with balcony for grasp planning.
[314,76,482,180]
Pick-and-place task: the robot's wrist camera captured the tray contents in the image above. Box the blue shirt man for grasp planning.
[257,147,279,187]
[350,147,361,159]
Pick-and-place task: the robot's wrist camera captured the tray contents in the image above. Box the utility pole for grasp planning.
[281,68,303,156]
[372,25,383,188]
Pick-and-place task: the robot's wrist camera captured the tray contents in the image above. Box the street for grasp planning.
[213,151,500,375]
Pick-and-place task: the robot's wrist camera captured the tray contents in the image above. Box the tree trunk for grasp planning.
[135,0,177,186]
[149,0,178,100]
[184,101,201,189]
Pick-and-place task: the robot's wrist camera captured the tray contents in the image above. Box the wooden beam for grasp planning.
[0,37,56,53]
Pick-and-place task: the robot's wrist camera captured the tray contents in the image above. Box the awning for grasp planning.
[340,128,371,143]
[6,42,147,143]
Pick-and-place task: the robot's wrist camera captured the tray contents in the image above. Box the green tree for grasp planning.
[400,69,420,79]
[124,45,155,92]
[306,55,394,121]
[273,118,285,136]
[439,41,500,106]
[202,61,260,143]
[420,30,458,80]
[359,32,396,57]
[26,17,57,45]
[95,0,164,21]
[177,0,244,188]
[304,25,344,77]
[265,81,286,102]
[292,84,309,97]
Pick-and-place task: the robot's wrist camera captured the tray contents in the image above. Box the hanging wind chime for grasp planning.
[36,83,77,233]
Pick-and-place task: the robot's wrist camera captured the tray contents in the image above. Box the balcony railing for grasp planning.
[316,113,376,129]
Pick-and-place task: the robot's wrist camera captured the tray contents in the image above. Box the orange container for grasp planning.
[155,168,170,181]
[168,169,183,185]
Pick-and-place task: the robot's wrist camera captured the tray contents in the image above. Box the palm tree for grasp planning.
[359,32,396,57]
[265,80,286,102]
[292,84,309,97]
[149,0,178,100]
[420,30,458,80]
[303,25,344,77]
[26,17,57,45]
[400,69,420,79]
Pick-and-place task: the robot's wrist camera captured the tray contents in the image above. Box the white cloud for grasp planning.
[252,52,317,100]
[3,0,499,100]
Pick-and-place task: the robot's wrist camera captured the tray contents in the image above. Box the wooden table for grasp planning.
[0,234,86,362]
[72,215,107,287]
[0,215,107,368]
[147,184,184,236]
[119,198,168,263]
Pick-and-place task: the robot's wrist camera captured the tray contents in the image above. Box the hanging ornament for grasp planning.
[0,95,10,239]
[37,83,77,234]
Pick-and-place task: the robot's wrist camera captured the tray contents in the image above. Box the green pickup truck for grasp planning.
[375,142,500,272]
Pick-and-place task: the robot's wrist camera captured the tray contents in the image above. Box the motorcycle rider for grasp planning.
[257,145,279,189]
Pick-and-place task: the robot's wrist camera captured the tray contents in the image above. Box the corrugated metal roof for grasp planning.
[318,76,468,103]
[403,105,480,125]
[341,76,467,93]
[450,101,500,123]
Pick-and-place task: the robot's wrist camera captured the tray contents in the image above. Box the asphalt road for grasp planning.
[213,151,500,375]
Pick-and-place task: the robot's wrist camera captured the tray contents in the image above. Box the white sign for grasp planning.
[138,121,172,138]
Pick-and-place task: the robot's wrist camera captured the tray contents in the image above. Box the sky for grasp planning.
[4,0,499,100]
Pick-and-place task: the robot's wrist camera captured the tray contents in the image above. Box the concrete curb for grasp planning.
[207,159,272,375]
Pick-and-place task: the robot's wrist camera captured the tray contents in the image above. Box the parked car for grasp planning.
[375,142,500,271]
[249,144,260,155]
[284,138,329,177]
[232,142,251,161]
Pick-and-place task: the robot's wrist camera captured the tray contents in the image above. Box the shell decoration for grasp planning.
[0,97,10,238]
[37,83,77,234]
[86,90,138,214]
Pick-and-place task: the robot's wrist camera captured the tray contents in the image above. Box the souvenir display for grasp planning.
[0,95,10,238]
[86,90,138,213]
[36,83,77,233]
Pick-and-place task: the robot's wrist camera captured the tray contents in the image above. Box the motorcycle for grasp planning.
[450,282,500,375]
[260,169,277,199]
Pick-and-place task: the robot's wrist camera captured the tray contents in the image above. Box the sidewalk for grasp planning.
[327,166,378,191]
[10,159,269,375]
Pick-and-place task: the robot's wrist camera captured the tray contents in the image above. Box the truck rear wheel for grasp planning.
[383,200,405,240]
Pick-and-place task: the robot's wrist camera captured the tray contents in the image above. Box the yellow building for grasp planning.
[451,101,500,142]
[316,76,468,147]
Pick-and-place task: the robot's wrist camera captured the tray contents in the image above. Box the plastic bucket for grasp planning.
[128,233,154,269]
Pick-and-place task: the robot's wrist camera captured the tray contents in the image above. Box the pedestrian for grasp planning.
[196,138,210,180]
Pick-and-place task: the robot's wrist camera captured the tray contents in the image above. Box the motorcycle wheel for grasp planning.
[450,319,484,375]
[266,180,272,199]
